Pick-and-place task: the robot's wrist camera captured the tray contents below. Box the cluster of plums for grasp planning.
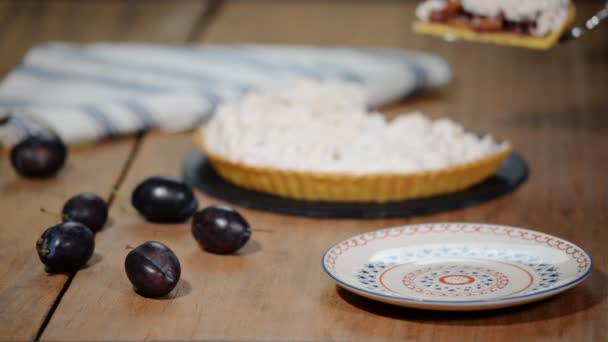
[127,176,251,297]
[130,176,252,255]
[9,127,252,298]
[8,126,251,297]
[36,175,252,298]
[36,193,108,273]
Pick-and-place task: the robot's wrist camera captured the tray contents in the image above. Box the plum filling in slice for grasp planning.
[429,0,537,35]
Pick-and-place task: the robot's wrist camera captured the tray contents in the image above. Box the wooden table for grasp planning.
[0,1,606,341]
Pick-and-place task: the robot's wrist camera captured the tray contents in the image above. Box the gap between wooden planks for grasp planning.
[0,0,217,340]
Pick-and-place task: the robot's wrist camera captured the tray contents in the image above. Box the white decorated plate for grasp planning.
[322,223,592,311]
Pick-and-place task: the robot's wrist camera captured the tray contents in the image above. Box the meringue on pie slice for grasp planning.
[413,0,576,50]
[195,81,511,203]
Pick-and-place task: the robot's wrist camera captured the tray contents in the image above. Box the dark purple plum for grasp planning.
[62,193,108,232]
[125,241,181,298]
[191,205,251,254]
[131,176,198,223]
[10,135,67,178]
[36,221,95,273]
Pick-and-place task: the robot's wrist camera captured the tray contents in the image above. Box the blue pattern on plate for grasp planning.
[356,246,561,295]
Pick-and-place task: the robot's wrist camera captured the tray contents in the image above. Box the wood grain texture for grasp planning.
[0,0,209,340]
[6,0,606,341]
[0,139,135,340]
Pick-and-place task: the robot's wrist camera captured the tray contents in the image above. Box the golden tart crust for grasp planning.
[194,127,512,203]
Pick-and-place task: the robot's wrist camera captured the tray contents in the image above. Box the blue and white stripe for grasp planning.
[0,43,451,144]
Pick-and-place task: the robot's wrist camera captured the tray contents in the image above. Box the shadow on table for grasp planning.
[102,216,116,231]
[237,239,262,255]
[155,278,192,300]
[191,239,261,257]
[81,253,103,270]
[336,267,607,325]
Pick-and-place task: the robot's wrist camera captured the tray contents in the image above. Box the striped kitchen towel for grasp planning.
[0,43,451,144]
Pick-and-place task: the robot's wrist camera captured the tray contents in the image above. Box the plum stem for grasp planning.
[38,248,50,255]
[125,244,134,250]
[40,207,69,221]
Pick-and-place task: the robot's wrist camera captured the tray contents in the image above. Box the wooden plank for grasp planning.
[0,139,136,340]
[0,0,209,340]
[42,1,608,341]
[40,130,608,341]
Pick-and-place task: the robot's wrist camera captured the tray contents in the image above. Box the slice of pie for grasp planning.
[413,0,576,50]
[195,81,512,203]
